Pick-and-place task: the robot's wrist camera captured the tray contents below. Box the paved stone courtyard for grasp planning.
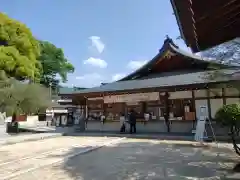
[0,136,239,180]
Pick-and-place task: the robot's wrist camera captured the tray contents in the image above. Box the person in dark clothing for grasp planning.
[129,109,136,134]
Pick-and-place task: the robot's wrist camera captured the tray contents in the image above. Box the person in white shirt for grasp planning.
[144,112,150,125]
[100,113,105,131]
[119,113,126,133]
[100,113,105,124]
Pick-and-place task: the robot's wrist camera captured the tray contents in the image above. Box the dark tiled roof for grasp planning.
[71,69,238,94]
[119,38,234,81]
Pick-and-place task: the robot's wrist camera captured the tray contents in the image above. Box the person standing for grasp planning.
[129,109,136,134]
[144,112,150,125]
[119,113,126,133]
[100,113,105,131]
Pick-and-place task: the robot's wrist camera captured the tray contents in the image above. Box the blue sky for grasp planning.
[1,0,190,87]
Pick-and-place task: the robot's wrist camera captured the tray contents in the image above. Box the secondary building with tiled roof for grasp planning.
[58,37,239,134]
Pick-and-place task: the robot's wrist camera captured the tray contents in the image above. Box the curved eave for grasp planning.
[119,38,174,81]
[119,37,235,82]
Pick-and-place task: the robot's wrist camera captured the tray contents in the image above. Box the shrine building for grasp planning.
[59,38,239,135]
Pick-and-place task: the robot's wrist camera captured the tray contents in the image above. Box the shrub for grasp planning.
[215,103,240,128]
[215,103,240,156]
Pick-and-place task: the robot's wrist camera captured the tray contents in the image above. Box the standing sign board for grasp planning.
[194,106,207,142]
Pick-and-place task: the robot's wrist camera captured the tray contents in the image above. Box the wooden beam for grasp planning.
[196,8,240,35]
[196,0,239,23]
[207,89,212,119]
[173,0,240,52]
[196,19,240,51]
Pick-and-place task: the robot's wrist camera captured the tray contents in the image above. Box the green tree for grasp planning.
[215,104,240,156]
[38,40,74,93]
[0,13,41,81]
[0,71,51,116]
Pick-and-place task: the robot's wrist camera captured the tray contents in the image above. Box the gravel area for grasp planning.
[8,138,239,180]
[0,136,121,180]
[0,136,109,163]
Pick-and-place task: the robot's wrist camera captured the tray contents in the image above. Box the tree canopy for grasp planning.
[38,40,74,92]
[215,103,240,156]
[0,13,74,116]
[215,103,240,127]
[0,71,51,116]
[0,13,41,81]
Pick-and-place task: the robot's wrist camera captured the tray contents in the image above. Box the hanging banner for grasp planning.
[88,97,103,101]
[103,92,159,103]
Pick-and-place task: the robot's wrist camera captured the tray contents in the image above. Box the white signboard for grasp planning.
[104,92,159,103]
[194,105,208,142]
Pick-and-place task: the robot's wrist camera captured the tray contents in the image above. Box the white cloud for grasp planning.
[83,57,107,68]
[89,36,105,54]
[76,73,102,80]
[75,73,105,87]
[111,73,126,81]
[127,60,148,70]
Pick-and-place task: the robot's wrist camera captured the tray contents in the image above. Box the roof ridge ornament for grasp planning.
[164,36,179,49]
[163,50,176,59]
[164,35,172,43]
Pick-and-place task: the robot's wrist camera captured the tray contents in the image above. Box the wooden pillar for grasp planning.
[78,98,87,131]
[164,92,170,132]
[158,92,162,118]
[207,89,212,119]
[85,98,88,119]
[191,90,196,128]
[103,102,107,117]
[222,88,226,105]
[142,102,147,114]
[121,102,125,115]
[100,96,104,115]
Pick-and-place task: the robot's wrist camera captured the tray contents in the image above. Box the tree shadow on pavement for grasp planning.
[50,139,239,180]
[47,139,237,180]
